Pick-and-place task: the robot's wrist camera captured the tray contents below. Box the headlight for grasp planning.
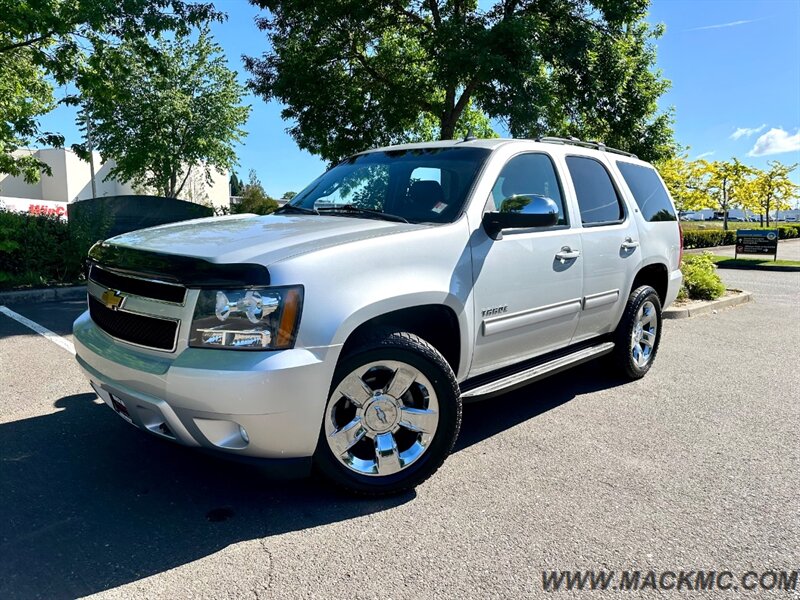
[188,286,303,350]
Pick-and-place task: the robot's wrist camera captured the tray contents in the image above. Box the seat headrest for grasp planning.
[409,180,445,207]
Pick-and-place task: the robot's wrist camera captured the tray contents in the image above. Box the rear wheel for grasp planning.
[611,285,663,380]
[314,331,461,495]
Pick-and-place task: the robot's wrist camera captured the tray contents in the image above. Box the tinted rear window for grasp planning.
[565,156,624,225]
[617,162,677,222]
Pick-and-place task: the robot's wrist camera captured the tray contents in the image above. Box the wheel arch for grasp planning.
[336,300,466,377]
[629,261,669,306]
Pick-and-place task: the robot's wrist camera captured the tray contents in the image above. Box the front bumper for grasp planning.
[73,310,339,464]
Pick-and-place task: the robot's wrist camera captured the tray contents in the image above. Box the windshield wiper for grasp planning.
[274,204,319,215]
[316,205,409,223]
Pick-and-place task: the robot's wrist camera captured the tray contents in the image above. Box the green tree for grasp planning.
[0,0,220,82]
[702,159,756,230]
[656,153,711,213]
[282,191,298,200]
[245,0,674,163]
[742,162,798,227]
[76,29,250,198]
[0,0,220,183]
[234,170,279,215]
[0,40,62,183]
[230,172,244,196]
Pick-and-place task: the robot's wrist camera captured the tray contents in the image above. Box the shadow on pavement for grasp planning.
[457,360,626,451]
[1,361,624,598]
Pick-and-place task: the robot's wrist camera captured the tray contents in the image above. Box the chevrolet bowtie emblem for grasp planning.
[100,289,125,311]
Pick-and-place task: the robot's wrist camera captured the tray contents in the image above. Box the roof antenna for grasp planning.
[463,125,476,142]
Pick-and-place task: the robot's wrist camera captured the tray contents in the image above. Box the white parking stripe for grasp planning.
[0,305,76,355]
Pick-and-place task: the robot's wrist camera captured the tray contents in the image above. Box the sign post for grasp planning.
[735,229,779,261]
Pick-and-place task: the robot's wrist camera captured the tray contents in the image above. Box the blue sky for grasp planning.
[39,0,800,196]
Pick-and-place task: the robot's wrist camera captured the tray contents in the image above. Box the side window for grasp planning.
[489,153,567,225]
[565,156,624,225]
[616,161,677,222]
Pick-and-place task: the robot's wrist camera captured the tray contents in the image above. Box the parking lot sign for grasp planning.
[735,229,779,260]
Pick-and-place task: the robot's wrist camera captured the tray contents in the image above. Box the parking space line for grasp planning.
[0,305,76,355]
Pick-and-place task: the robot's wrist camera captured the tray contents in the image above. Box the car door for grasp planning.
[564,154,640,342]
[469,152,583,376]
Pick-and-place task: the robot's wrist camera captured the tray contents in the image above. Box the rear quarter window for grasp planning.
[565,156,624,225]
[616,162,677,222]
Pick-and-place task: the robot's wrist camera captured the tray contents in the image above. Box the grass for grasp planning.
[709,255,800,269]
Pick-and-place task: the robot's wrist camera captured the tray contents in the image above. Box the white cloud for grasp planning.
[686,19,761,31]
[694,151,715,160]
[730,124,766,140]
[747,128,800,157]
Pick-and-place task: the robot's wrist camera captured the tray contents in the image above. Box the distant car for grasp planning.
[786,216,798,222]
[728,216,744,222]
[683,213,706,221]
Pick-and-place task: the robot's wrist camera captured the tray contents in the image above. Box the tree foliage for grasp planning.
[245,0,674,163]
[656,152,708,213]
[657,155,799,228]
[0,40,62,184]
[742,161,798,227]
[0,0,220,183]
[233,170,279,215]
[230,172,244,196]
[0,0,221,83]
[701,159,756,230]
[76,29,250,198]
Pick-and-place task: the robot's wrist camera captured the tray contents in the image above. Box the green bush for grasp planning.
[679,252,726,301]
[776,225,799,239]
[0,209,107,290]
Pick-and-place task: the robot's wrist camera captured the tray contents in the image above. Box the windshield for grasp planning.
[288,147,491,223]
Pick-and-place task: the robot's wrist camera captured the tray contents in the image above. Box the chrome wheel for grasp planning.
[325,360,439,477]
[631,300,658,368]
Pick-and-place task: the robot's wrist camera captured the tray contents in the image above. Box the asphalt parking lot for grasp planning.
[1,269,798,599]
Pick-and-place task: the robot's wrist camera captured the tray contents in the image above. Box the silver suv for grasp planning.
[73,137,683,494]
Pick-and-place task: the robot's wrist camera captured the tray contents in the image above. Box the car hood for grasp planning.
[103,213,425,265]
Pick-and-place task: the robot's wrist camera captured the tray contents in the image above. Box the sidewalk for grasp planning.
[685,237,800,261]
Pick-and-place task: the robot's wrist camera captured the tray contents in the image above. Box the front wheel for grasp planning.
[314,331,461,495]
[611,285,663,380]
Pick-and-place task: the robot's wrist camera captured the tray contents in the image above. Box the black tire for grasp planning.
[313,330,462,496]
[611,285,663,380]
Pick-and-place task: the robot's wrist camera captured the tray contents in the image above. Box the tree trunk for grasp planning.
[765,197,771,227]
[722,182,729,231]
[440,114,457,140]
[168,170,177,198]
[439,86,457,140]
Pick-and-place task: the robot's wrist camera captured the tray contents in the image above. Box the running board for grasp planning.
[460,341,615,400]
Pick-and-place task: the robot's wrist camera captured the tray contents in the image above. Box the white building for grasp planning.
[0,148,230,217]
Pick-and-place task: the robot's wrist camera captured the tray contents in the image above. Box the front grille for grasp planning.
[89,264,186,304]
[89,295,179,351]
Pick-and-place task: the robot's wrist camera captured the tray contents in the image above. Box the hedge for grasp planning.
[682,224,800,249]
[0,209,108,290]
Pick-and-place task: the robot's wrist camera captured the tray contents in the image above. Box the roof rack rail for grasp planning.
[534,136,638,159]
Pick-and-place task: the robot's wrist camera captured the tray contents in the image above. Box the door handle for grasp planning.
[621,237,640,250]
[555,246,581,262]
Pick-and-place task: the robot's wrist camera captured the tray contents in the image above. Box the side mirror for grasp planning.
[482,195,559,239]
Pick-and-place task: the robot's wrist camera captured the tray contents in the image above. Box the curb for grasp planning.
[715,263,800,272]
[663,290,752,320]
[0,285,87,306]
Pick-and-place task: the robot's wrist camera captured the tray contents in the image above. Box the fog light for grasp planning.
[239,425,250,444]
